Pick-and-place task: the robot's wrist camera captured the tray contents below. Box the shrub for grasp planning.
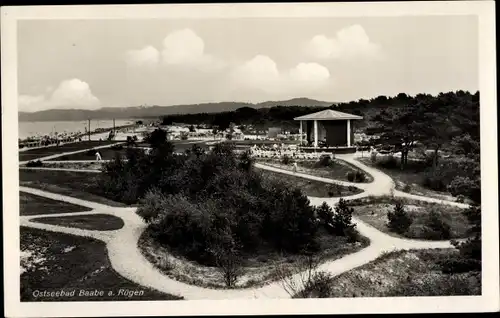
[448,176,481,204]
[26,160,43,167]
[332,199,356,236]
[370,151,377,163]
[180,132,189,140]
[282,154,292,165]
[316,155,333,167]
[422,170,447,191]
[387,201,412,234]
[86,149,97,156]
[377,155,398,169]
[316,202,334,230]
[424,208,451,240]
[354,170,366,182]
[301,271,335,298]
[402,183,412,193]
[346,171,355,182]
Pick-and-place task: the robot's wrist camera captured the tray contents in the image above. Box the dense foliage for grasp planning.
[100,130,353,271]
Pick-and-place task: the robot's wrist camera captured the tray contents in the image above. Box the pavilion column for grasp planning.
[299,120,303,145]
[347,119,351,147]
[314,120,318,148]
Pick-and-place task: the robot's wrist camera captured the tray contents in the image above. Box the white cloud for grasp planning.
[19,79,100,112]
[125,46,160,67]
[125,29,226,72]
[306,25,381,60]
[231,55,331,96]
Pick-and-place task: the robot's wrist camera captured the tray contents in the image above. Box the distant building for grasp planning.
[267,127,282,138]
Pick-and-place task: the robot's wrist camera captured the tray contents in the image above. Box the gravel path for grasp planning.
[19,151,468,299]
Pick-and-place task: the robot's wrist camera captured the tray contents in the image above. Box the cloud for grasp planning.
[125,29,225,72]
[306,25,381,60]
[231,55,331,95]
[125,46,160,67]
[19,79,100,112]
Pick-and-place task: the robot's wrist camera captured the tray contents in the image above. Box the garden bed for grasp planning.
[296,249,480,297]
[258,170,363,198]
[31,214,124,231]
[20,227,182,301]
[347,196,471,240]
[138,227,369,290]
[20,192,92,216]
[257,158,373,183]
[36,161,105,171]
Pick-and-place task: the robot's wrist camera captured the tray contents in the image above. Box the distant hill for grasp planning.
[18,98,334,122]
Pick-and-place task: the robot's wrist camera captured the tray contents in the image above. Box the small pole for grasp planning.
[88,119,91,141]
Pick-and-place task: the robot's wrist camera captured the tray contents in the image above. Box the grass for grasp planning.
[48,146,132,161]
[348,196,471,240]
[20,192,92,216]
[258,170,363,198]
[258,158,373,183]
[19,140,118,162]
[296,249,481,298]
[139,227,369,290]
[357,157,456,201]
[31,214,125,231]
[19,169,127,207]
[20,227,182,301]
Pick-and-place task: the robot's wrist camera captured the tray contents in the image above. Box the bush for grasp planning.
[86,149,97,156]
[422,170,447,191]
[354,170,366,182]
[402,183,412,193]
[282,154,292,165]
[316,155,333,167]
[301,271,335,298]
[424,208,451,240]
[346,171,355,182]
[332,199,356,236]
[448,176,481,204]
[387,201,412,234]
[377,155,398,169]
[26,160,43,167]
[370,151,377,163]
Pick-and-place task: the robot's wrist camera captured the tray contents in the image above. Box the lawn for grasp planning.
[20,227,182,301]
[19,169,127,207]
[357,157,457,202]
[296,249,481,297]
[47,146,135,161]
[258,170,363,198]
[19,140,118,162]
[139,226,369,290]
[257,158,373,183]
[348,196,471,240]
[31,214,124,231]
[20,192,92,216]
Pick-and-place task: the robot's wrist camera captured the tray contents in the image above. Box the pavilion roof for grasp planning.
[294,109,363,121]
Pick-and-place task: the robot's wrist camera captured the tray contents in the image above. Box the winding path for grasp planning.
[19,151,470,299]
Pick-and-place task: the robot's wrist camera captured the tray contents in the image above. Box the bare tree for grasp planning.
[208,235,243,288]
[274,250,322,298]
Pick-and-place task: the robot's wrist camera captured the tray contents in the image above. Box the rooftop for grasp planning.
[294,109,363,121]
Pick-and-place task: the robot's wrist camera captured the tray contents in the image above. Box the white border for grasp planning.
[2,2,498,317]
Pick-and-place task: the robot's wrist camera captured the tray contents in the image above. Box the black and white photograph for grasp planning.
[2,2,498,317]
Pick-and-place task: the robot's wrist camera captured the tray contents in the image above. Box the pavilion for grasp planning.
[294,109,363,152]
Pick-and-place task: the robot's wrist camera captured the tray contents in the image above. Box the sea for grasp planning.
[18,119,135,140]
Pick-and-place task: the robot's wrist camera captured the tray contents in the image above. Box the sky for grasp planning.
[17,16,478,112]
